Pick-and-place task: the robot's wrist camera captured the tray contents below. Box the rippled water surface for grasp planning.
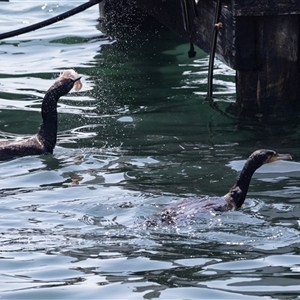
[1,2,300,299]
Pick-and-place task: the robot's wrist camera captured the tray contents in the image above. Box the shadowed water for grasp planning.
[1,2,300,300]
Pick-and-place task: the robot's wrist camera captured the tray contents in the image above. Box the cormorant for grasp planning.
[0,69,82,161]
[151,149,292,225]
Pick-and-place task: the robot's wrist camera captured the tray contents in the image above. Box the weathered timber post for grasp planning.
[234,14,300,116]
[99,0,300,116]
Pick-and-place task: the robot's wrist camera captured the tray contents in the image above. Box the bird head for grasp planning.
[58,69,82,91]
[47,69,82,97]
[250,149,292,167]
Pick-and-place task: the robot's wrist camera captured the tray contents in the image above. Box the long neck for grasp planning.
[225,157,261,208]
[37,90,59,153]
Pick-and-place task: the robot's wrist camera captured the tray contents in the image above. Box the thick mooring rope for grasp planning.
[0,0,103,41]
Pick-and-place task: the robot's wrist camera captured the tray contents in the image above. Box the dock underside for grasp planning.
[99,0,300,117]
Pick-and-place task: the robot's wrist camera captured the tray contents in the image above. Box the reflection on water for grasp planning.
[1,2,300,300]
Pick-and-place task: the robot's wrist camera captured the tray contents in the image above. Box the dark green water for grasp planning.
[1,2,300,300]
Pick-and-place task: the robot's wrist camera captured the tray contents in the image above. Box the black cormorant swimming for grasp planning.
[150,149,292,225]
[0,69,82,161]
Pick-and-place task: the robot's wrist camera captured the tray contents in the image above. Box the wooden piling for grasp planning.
[235,15,300,115]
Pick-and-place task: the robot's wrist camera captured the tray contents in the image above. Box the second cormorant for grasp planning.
[149,149,292,225]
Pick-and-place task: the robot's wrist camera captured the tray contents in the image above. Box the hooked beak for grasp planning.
[273,153,292,162]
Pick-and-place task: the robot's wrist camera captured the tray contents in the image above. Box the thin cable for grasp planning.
[0,0,103,41]
[206,0,222,99]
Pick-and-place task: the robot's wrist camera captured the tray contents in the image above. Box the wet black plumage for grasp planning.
[150,149,292,225]
[0,71,82,161]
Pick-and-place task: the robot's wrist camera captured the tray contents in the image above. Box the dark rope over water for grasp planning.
[0,0,103,41]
